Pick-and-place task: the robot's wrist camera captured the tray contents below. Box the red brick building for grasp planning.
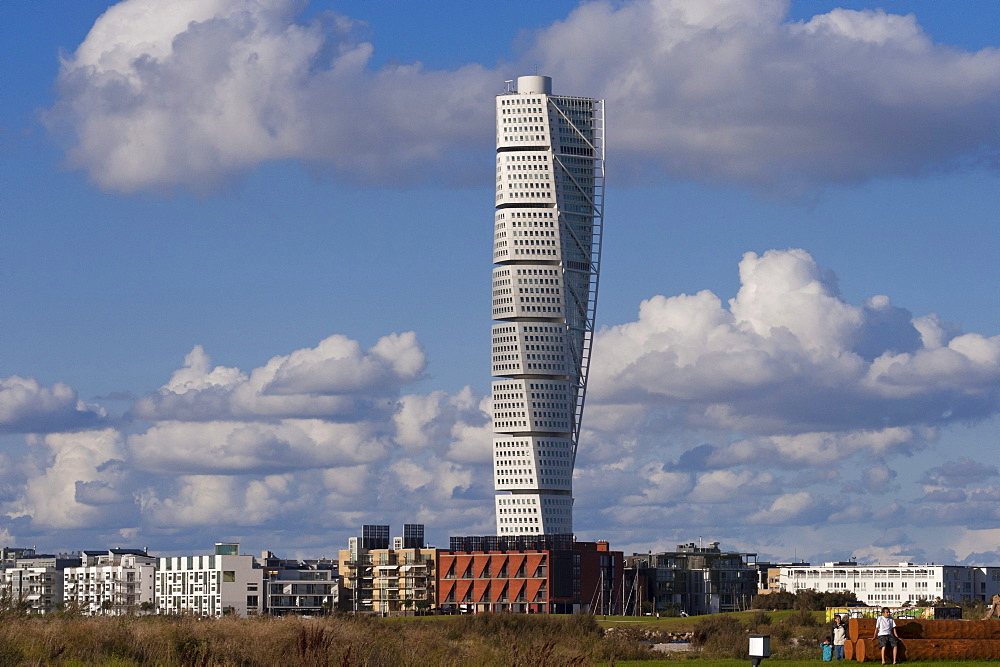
[438,535,623,614]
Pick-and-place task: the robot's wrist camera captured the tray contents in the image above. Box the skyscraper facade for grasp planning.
[491,75,605,536]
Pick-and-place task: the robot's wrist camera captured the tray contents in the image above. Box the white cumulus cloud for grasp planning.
[591,248,1000,436]
[47,0,1000,193]
[0,376,106,433]
[128,419,390,474]
[47,0,492,192]
[132,332,426,422]
[9,429,134,530]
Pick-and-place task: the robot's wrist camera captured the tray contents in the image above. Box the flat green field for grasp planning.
[611,662,1000,666]
[595,608,825,628]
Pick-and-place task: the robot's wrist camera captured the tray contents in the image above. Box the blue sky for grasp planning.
[2,0,999,564]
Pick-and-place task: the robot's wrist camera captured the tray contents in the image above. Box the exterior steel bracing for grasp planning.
[491,75,604,537]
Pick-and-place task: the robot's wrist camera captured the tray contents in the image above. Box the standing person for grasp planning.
[822,638,834,661]
[831,614,850,660]
[872,607,899,664]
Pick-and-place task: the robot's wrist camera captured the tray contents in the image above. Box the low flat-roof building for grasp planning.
[777,561,1000,605]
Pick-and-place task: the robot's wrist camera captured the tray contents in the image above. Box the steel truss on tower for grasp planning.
[491,75,604,537]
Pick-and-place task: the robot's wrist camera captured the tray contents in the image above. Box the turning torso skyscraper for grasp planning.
[491,75,605,536]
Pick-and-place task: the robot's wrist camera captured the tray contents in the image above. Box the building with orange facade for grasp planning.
[438,535,622,614]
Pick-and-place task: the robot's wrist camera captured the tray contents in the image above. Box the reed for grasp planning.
[0,612,656,666]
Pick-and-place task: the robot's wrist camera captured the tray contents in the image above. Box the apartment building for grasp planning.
[490,74,606,536]
[0,547,36,569]
[625,542,759,615]
[778,561,1000,604]
[337,524,438,615]
[753,560,810,595]
[339,547,437,615]
[64,548,156,615]
[156,543,263,617]
[258,551,339,615]
[439,535,622,614]
[0,554,81,614]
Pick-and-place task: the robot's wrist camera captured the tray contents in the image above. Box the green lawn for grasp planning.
[610,661,1000,666]
[595,609,825,631]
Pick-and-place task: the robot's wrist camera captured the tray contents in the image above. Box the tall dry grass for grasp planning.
[689,608,830,661]
[0,612,655,666]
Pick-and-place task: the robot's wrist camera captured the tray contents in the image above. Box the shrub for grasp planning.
[754,589,859,611]
[692,614,746,659]
[752,591,795,610]
[747,610,772,631]
[783,608,820,628]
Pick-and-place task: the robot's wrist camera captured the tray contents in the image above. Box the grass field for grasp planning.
[612,661,1000,666]
[594,609,823,638]
[600,610,1000,665]
[0,609,990,665]
[595,608,825,629]
[0,611,648,665]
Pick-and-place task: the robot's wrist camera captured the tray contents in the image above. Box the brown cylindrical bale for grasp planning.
[895,619,1000,639]
[855,638,905,662]
[856,638,1000,662]
[849,617,875,640]
[843,639,854,661]
[851,617,1000,640]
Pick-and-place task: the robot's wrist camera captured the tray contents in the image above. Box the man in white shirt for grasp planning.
[872,607,899,664]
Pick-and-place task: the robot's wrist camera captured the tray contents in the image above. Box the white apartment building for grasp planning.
[156,543,263,617]
[491,75,605,536]
[0,555,80,614]
[2,567,62,613]
[778,561,1000,604]
[64,549,156,615]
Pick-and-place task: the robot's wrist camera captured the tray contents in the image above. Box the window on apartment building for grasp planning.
[247,595,258,607]
[223,571,236,583]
